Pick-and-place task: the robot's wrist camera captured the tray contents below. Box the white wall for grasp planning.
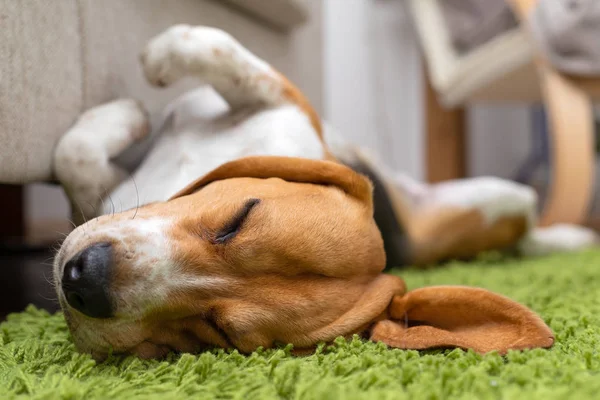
[324,0,425,179]
[323,0,531,181]
[468,105,531,178]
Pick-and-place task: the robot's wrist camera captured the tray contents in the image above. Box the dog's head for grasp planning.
[54,156,401,359]
[55,156,554,360]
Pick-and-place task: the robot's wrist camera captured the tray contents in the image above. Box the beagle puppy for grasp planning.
[52,25,579,360]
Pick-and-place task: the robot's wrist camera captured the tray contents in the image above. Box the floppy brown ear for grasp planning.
[370,286,554,355]
[169,156,373,208]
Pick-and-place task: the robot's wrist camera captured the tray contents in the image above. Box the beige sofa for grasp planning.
[0,0,322,184]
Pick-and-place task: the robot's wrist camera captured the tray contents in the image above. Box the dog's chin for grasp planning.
[83,341,173,361]
[76,336,206,362]
[63,307,211,361]
[62,308,145,362]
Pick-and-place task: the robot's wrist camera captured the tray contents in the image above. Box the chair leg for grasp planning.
[538,65,596,226]
[424,73,467,183]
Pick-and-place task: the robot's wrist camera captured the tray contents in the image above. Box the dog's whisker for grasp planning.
[108,193,116,218]
[73,201,89,238]
[38,292,59,302]
[84,201,98,224]
[41,269,58,289]
[53,231,69,241]
[97,192,108,220]
[42,255,56,263]
[42,279,57,291]
[131,174,140,220]
[37,295,60,306]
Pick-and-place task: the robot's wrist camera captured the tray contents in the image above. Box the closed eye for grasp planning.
[213,198,260,243]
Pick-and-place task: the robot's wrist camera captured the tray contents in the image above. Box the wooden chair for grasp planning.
[409,0,600,226]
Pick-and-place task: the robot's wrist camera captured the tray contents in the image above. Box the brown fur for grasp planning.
[354,151,529,267]
[371,286,554,354]
[103,156,551,359]
[59,61,553,360]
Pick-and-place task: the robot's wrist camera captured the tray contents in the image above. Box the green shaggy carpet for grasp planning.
[1,250,600,399]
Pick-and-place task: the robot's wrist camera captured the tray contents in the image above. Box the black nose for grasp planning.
[61,242,114,318]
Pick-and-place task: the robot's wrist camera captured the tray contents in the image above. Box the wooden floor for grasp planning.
[0,246,59,321]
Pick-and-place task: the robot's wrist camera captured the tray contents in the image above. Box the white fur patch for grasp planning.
[108,103,324,212]
[518,224,600,257]
[141,25,281,108]
[54,98,150,223]
[55,214,233,357]
[426,177,538,228]
[321,128,539,230]
[57,216,231,318]
[58,25,325,218]
[59,218,173,313]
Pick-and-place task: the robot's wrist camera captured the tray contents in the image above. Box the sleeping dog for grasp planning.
[53,25,587,360]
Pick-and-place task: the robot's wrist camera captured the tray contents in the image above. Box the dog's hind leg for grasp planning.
[140,25,323,138]
[54,99,150,225]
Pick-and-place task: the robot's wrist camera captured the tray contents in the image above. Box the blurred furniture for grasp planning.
[0,0,321,243]
[0,185,24,242]
[409,0,600,226]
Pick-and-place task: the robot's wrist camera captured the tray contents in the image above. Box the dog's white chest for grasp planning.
[106,105,323,214]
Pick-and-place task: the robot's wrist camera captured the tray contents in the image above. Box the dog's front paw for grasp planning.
[140,25,239,88]
[140,25,191,87]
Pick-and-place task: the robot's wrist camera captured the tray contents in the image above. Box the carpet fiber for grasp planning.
[1,250,600,399]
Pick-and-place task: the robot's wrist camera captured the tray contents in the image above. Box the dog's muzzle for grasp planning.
[61,242,114,319]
